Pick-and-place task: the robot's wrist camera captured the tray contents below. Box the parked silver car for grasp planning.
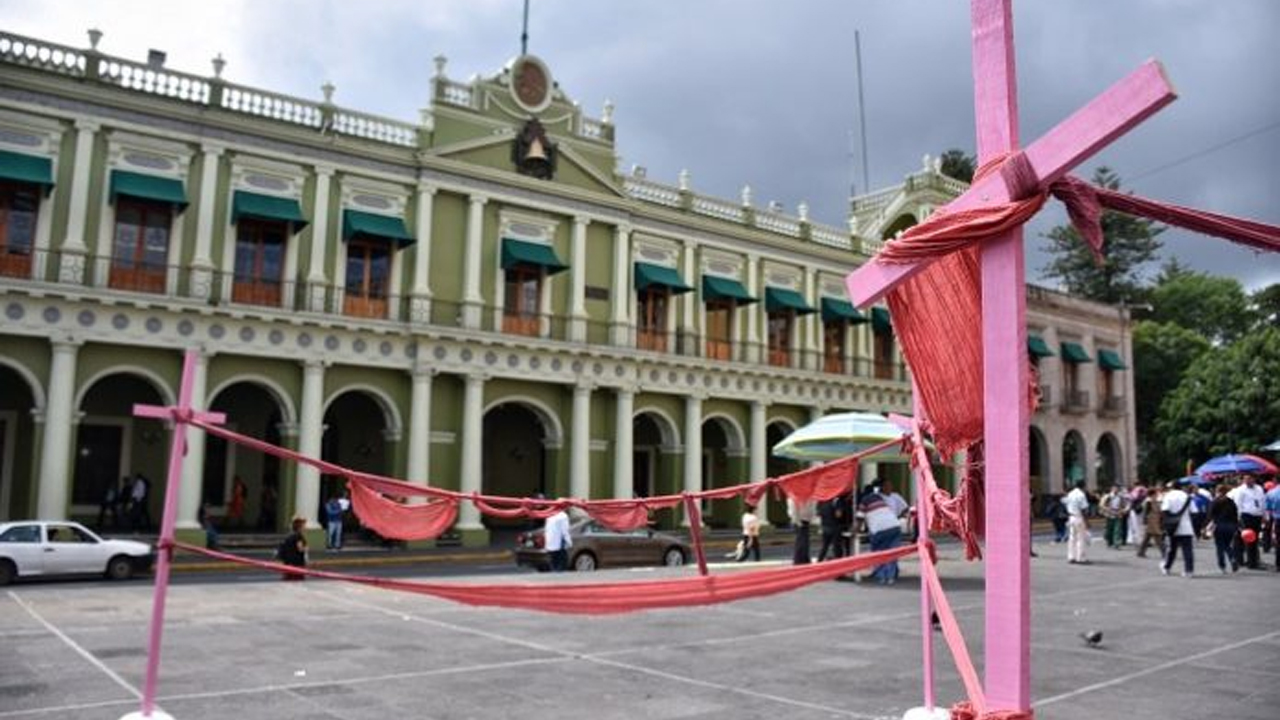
[514,519,690,572]
[0,521,155,584]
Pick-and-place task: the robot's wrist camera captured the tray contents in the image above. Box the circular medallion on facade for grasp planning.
[77,310,95,327]
[509,55,553,113]
[460,348,473,362]
[614,365,625,377]
[5,303,24,320]
[353,338,367,354]
[297,332,312,347]
[485,351,498,366]
[753,380,761,391]
[146,317,162,334]
[110,313,128,330]
[239,327,255,342]
[43,306,62,324]
[571,360,584,373]
[550,358,562,371]
[825,388,834,399]
[686,373,695,386]
[592,362,603,376]
[507,354,519,368]
[433,346,447,360]
[649,369,659,382]
[324,336,339,351]
[719,377,728,388]
[178,319,194,336]
[380,341,393,357]
[839,389,847,401]
[209,324,225,339]
[406,344,417,359]
[668,371,678,383]
[270,329,285,345]
[529,357,541,370]
[736,377,744,390]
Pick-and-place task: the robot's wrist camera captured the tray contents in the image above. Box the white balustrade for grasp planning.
[691,196,746,223]
[0,32,86,76]
[810,224,852,250]
[754,210,801,237]
[579,117,606,140]
[332,109,417,146]
[98,59,210,103]
[221,85,324,128]
[622,178,682,208]
[438,79,474,108]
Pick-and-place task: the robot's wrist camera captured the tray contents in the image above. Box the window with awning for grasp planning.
[1097,348,1127,370]
[343,209,415,246]
[634,262,693,294]
[871,307,892,333]
[764,287,816,315]
[820,297,866,323]
[702,275,756,304]
[501,237,568,275]
[1028,335,1055,358]
[232,191,308,229]
[0,150,54,192]
[109,170,188,209]
[1060,342,1093,363]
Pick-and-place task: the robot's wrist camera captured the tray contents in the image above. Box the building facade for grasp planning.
[0,31,1130,542]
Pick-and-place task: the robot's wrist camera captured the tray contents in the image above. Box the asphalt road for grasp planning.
[2,536,1277,720]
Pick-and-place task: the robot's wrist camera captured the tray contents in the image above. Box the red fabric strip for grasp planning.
[173,541,917,615]
[349,482,459,541]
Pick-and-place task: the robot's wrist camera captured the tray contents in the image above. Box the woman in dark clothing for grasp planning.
[1207,484,1239,574]
[278,516,309,581]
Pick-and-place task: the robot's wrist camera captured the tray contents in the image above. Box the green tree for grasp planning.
[1040,167,1164,304]
[939,148,975,183]
[1148,266,1252,344]
[1155,327,1280,468]
[1132,321,1211,478]
[1251,282,1280,329]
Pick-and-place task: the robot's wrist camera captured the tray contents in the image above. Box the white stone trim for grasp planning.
[321,384,404,437]
[73,365,176,411]
[205,375,299,427]
[482,395,566,449]
[0,354,48,412]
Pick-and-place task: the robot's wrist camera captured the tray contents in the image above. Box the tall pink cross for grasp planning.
[846,0,1175,713]
[128,351,225,720]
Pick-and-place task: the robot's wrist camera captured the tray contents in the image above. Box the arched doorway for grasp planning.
[766,420,802,526]
[634,410,679,528]
[75,373,168,531]
[206,381,289,532]
[1062,429,1087,491]
[322,390,393,534]
[1095,433,1121,490]
[1029,425,1049,495]
[701,415,745,529]
[482,402,551,529]
[0,361,42,520]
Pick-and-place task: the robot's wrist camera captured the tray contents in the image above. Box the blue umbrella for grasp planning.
[1193,454,1278,477]
[1175,475,1213,488]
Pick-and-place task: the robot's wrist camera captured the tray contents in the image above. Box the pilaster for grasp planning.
[59,119,98,284]
[306,166,334,313]
[461,194,488,329]
[36,339,81,519]
[409,183,437,324]
[189,143,224,300]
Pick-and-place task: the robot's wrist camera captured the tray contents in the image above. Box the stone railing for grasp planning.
[622,177,683,208]
[809,224,852,250]
[332,108,417,147]
[219,84,324,128]
[578,116,608,141]
[0,32,86,77]
[436,78,475,109]
[754,210,801,238]
[692,196,746,223]
[97,56,211,104]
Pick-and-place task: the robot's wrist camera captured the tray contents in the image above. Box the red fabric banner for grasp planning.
[771,455,860,505]
[348,482,459,541]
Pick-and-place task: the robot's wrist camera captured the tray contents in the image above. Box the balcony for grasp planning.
[1101,395,1126,417]
[1036,384,1053,409]
[1062,390,1091,414]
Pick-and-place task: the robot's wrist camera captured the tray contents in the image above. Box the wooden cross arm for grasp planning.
[846,60,1176,306]
[133,403,226,425]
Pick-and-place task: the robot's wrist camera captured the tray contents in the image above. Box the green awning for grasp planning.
[871,307,892,333]
[1097,349,1128,370]
[0,150,53,191]
[343,209,415,246]
[109,170,187,208]
[1028,335,1055,358]
[501,237,568,274]
[820,297,866,323]
[634,262,694,294]
[1060,342,1093,363]
[764,287,816,315]
[232,191,308,229]
[702,275,756,304]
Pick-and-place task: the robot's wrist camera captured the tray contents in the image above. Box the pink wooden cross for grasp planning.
[128,351,225,720]
[846,0,1176,714]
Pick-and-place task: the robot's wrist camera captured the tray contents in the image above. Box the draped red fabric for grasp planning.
[585,498,683,532]
[173,540,917,615]
[472,497,568,520]
[348,482,459,541]
[770,455,860,505]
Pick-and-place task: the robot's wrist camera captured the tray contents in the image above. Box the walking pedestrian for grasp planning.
[324,493,349,550]
[1101,486,1129,548]
[1229,476,1266,569]
[1047,493,1068,543]
[789,498,815,565]
[1137,486,1165,559]
[1266,481,1280,572]
[544,506,573,572]
[737,504,761,562]
[860,486,904,584]
[129,473,152,531]
[817,494,848,561]
[1064,481,1091,564]
[1127,483,1148,547]
[1206,484,1238,574]
[277,515,308,581]
[1161,483,1195,578]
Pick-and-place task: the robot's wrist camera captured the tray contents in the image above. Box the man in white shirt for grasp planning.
[1160,483,1196,577]
[544,508,573,572]
[1063,481,1091,564]
[1229,476,1266,569]
[860,486,905,584]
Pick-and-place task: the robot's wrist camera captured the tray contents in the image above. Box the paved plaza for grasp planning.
[2,537,1277,720]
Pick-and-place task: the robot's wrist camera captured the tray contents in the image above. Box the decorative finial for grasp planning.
[848,215,860,234]
[87,28,102,50]
[678,169,690,191]
[211,53,226,79]
[741,184,753,208]
[798,201,809,222]
[602,99,614,124]
[433,54,448,78]
[922,153,932,171]
[321,82,335,103]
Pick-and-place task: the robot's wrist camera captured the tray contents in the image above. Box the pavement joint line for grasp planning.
[1031,629,1280,709]
[0,696,136,718]
[5,590,146,705]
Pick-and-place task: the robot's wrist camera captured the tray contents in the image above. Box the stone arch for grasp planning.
[1062,429,1088,490]
[323,383,402,438]
[1029,424,1050,497]
[75,365,175,411]
[482,399,560,528]
[0,355,46,412]
[701,413,746,454]
[205,377,295,531]
[0,355,44,520]
[1095,432,1122,490]
[701,413,747,529]
[633,405,680,449]
[483,395,565,449]
[208,374,297,427]
[881,213,919,240]
[633,409,680,524]
[765,417,803,525]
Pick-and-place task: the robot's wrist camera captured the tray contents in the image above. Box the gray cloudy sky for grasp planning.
[6,0,1278,289]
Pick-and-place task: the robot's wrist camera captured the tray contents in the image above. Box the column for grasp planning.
[750,400,769,527]
[568,216,589,342]
[36,340,81,519]
[461,194,487,329]
[189,144,223,300]
[59,119,98,284]
[295,360,325,528]
[306,166,333,312]
[682,394,703,525]
[571,383,592,499]
[406,366,434,487]
[610,224,631,345]
[458,373,485,529]
[682,242,698,352]
[176,350,210,529]
[612,387,634,500]
[804,269,819,370]
[745,255,760,363]
[409,184,436,323]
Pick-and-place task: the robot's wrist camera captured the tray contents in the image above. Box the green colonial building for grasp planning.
[0,30,975,544]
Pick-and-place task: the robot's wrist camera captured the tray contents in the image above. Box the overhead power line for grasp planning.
[1129,118,1280,182]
